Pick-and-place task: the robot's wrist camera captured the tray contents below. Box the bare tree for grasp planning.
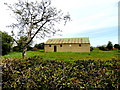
[5,0,70,58]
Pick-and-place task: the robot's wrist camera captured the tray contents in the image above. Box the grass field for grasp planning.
[3,48,119,61]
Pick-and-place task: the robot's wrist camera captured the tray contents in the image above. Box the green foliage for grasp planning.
[34,43,44,49]
[13,46,22,52]
[2,57,120,89]
[98,45,107,51]
[90,46,94,51]
[31,47,38,51]
[106,41,113,50]
[13,36,33,52]
[13,46,33,52]
[114,44,120,49]
[97,41,119,51]
[27,46,33,51]
[0,31,13,55]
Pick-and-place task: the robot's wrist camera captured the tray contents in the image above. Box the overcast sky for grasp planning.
[0,0,119,46]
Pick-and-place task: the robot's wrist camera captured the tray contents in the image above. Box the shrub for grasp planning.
[90,46,94,51]
[98,45,107,51]
[13,46,22,52]
[34,43,44,49]
[13,46,33,52]
[27,46,33,51]
[114,44,120,50]
[31,47,38,51]
[2,57,120,89]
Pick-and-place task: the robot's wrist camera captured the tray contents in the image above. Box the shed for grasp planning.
[44,38,90,52]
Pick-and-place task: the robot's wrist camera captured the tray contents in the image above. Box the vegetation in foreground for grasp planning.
[2,56,120,89]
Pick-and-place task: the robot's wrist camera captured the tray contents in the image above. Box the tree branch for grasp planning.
[12,38,19,46]
[25,20,48,47]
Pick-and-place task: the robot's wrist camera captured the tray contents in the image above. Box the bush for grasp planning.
[2,57,120,89]
[34,43,44,49]
[114,44,120,50]
[27,46,33,51]
[90,46,94,51]
[98,45,107,51]
[13,46,33,52]
[13,46,22,52]
[31,47,38,51]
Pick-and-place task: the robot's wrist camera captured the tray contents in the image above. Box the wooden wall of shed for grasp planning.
[44,43,90,52]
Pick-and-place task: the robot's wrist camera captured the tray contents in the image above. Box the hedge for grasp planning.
[2,57,120,89]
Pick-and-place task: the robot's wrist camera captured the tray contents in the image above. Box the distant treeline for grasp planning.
[97,41,120,51]
[1,31,119,56]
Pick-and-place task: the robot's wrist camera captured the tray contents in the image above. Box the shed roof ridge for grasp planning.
[50,37,89,39]
[45,37,90,44]
[49,37,89,39]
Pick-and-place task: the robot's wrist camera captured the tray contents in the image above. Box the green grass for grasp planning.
[2,48,119,61]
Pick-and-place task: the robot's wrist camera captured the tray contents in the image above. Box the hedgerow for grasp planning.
[2,56,120,89]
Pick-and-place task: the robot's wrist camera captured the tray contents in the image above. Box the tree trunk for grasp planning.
[22,25,32,58]
[22,46,27,58]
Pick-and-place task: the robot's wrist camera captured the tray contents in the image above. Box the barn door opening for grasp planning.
[54,46,57,52]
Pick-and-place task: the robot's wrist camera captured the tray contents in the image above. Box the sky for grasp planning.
[0,0,119,47]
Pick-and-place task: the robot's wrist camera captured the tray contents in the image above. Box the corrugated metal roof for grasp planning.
[45,38,90,44]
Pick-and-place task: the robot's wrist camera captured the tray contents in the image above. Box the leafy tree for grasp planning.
[0,31,13,55]
[106,41,113,50]
[34,43,44,49]
[90,46,94,51]
[5,0,70,58]
[98,45,107,51]
[114,44,120,49]
[13,36,33,52]
[17,36,28,52]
